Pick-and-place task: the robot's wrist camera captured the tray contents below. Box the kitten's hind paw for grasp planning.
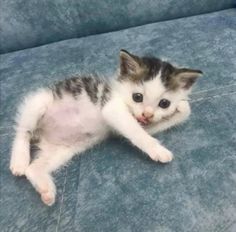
[10,156,29,176]
[41,191,56,206]
[25,167,56,206]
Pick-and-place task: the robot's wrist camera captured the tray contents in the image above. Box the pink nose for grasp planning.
[142,111,154,118]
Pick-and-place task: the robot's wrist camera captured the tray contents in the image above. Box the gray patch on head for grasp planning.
[160,61,178,90]
[118,50,202,90]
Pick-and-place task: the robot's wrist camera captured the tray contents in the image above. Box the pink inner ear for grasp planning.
[177,72,202,89]
[120,51,140,75]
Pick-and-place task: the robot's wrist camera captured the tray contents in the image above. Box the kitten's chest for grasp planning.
[40,97,108,145]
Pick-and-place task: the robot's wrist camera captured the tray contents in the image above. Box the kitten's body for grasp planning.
[41,80,109,147]
[10,50,202,205]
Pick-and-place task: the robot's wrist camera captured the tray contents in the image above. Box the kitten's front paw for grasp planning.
[148,143,173,163]
[156,146,173,163]
[10,154,29,176]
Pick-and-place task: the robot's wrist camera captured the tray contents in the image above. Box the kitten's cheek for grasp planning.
[134,109,143,117]
[153,114,162,122]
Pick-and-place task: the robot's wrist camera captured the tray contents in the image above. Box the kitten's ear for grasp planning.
[174,68,203,89]
[119,50,141,76]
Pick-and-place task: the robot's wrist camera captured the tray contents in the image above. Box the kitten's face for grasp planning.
[118,78,185,125]
[117,50,202,126]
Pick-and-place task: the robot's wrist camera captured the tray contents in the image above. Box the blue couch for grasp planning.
[0,1,236,231]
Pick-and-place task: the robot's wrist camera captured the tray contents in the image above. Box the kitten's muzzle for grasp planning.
[136,113,153,125]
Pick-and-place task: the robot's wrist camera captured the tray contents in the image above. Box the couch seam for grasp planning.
[71,155,82,231]
[190,91,236,103]
[215,219,236,232]
[192,83,236,95]
[55,168,68,232]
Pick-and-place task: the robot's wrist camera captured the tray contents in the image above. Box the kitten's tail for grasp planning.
[10,89,54,176]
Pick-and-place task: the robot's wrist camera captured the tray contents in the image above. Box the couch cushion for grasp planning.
[1,9,236,232]
[0,0,235,54]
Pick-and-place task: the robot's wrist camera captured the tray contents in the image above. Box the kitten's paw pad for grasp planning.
[41,191,55,206]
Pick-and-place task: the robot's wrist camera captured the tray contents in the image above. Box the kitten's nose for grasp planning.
[143,107,154,118]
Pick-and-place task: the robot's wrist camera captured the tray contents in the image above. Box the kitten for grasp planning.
[10,50,202,206]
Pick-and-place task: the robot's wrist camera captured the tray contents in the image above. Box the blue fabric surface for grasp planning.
[1,8,236,232]
[0,0,235,54]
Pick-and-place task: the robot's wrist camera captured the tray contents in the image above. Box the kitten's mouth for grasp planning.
[136,116,151,126]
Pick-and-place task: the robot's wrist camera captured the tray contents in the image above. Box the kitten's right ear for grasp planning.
[119,50,141,76]
[174,68,203,90]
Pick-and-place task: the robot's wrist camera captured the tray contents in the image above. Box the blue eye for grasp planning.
[158,99,171,109]
[132,93,143,102]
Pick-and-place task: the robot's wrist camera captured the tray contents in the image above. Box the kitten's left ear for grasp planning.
[119,49,141,76]
[174,68,203,89]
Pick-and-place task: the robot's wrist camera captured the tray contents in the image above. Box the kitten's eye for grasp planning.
[132,93,143,102]
[158,99,171,109]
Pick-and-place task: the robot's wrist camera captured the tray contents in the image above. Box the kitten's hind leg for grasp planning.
[10,89,54,176]
[25,142,77,206]
[10,132,31,176]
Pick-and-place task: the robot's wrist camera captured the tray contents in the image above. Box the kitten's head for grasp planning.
[117,49,202,126]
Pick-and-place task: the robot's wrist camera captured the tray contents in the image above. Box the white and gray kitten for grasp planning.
[10,50,202,206]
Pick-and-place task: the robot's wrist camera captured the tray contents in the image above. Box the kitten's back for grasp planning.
[51,75,111,107]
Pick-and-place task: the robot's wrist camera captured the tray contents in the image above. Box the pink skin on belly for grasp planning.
[40,98,106,145]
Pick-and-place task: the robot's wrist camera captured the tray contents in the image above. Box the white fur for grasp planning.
[112,72,189,123]
[102,96,173,163]
[10,71,192,205]
[10,89,54,176]
[146,100,191,134]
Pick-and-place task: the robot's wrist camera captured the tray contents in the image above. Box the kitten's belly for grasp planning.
[40,98,108,146]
